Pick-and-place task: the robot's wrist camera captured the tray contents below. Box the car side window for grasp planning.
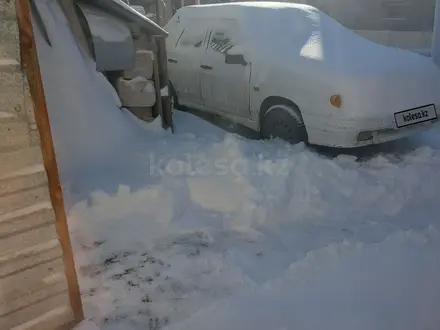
[210,31,234,54]
[207,19,242,54]
[177,28,205,48]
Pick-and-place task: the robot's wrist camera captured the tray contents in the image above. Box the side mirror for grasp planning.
[225,54,247,66]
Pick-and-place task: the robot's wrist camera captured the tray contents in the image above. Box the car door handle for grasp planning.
[168,58,178,63]
[200,65,213,70]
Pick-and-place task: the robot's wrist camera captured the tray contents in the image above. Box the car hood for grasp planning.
[296,28,440,115]
[251,7,440,116]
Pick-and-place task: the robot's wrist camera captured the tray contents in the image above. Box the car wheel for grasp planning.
[261,104,307,144]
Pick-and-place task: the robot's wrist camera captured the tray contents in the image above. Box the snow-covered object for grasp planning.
[124,50,154,80]
[77,3,135,72]
[166,2,440,147]
[33,0,142,178]
[116,77,156,107]
[79,5,131,43]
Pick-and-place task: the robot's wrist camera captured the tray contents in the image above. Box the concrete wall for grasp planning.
[0,2,78,329]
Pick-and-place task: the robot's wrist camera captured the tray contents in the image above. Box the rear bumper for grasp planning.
[304,110,440,148]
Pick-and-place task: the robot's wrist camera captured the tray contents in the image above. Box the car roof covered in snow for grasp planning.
[176,1,319,19]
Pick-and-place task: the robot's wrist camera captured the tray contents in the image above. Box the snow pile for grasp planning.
[64,114,440,330]
[34,2,440,330]
[164,228,440,330]
[33,0,142,178]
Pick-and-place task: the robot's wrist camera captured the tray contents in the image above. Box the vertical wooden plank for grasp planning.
[151,37,163,122]
[155,36,173,131]
[156,0,164,26]
[15,0,84,324]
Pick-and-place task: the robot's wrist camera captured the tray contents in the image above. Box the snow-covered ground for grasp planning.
[66,118,440,330]
[35,1,440,330]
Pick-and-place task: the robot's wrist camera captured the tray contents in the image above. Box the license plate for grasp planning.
[394,104,437,128]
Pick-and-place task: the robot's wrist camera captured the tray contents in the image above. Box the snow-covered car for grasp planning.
[165,2,440,148]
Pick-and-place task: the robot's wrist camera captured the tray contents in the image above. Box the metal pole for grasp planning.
[181,0,184,8]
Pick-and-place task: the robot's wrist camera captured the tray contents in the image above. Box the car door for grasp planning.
[200,19,251,118]
[167,22,208,107]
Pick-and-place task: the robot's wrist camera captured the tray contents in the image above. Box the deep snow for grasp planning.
[65,122,440,330]
[34,1,440,330]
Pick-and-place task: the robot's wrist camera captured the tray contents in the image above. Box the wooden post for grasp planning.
[155,36,173,131]
[151,37,163,121]
[163,0,173,24]
[156,0,163,26]
[156,0,173,26]
[16,0,84,324]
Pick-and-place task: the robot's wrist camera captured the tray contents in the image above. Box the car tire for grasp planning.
[261,104,307,144]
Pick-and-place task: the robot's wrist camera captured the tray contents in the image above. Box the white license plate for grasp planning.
[394,104,437,128]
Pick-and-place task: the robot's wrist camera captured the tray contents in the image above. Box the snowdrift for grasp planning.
[34,0,145,179]
[163,228,440,330]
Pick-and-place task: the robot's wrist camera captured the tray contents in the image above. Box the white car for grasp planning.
[165,2,440,148]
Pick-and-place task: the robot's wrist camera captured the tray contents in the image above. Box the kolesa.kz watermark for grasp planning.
[148,154,291,177]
